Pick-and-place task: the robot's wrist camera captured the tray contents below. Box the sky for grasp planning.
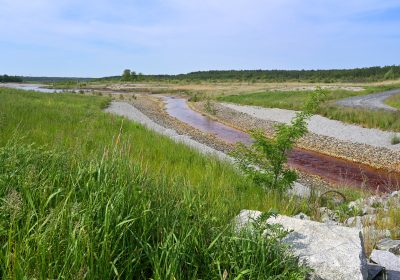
[0,0,400,77]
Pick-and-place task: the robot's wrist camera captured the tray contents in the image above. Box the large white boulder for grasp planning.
[370,250,400,279]
[235,210,368,280]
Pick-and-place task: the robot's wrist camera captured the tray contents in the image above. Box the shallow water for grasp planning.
[163,96,400,192]
[4,84,65,93]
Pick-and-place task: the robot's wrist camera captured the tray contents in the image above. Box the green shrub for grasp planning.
[391,134,400,145]
[232,89,326,192]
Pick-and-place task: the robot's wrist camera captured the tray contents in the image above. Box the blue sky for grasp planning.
[0,0,400,77]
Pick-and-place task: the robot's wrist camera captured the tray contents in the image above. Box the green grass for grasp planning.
[217,89,360,111]
[0,88,310,279]
[386,93,400,110]
[218,85,400,131]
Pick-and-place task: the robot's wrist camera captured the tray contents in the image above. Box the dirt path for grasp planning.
[336,88,400,111]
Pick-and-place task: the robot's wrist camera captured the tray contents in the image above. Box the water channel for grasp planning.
[163,96,400,192]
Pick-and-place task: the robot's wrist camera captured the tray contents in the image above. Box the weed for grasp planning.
[391,134,400,145]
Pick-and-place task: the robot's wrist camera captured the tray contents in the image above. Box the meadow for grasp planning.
[0,88,311,279]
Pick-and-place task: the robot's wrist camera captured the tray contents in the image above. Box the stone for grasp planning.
[235,210,368,280]
[318,207,339,223]
[345,216,363,229]
[370,250,400,279]
[288,182,313,198]
[390,191,399,198]
[362,205,377,215]
[345,215,377,230]
[376,238,400,256]
[293,212,310,220]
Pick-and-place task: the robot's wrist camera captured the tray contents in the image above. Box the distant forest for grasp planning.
[0,75,23,83]
[106,65,400,83]
[3,65,400,83]
[150,66,400,82]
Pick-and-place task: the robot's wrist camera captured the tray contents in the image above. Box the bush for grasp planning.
[391,134,400,145]
[232,88,326,192]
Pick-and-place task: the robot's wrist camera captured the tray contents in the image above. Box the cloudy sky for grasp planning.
[1,0,399,77]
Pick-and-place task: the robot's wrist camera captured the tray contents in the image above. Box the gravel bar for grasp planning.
[190,101,400,172]
[105,100,312,197]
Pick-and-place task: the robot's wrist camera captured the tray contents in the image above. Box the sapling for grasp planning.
[232,88,326,192]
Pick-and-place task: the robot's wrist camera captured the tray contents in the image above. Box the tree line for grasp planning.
[113,65,400,83]
[0,75,23,83]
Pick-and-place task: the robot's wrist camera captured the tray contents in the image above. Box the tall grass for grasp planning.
[0,88,310,278]
[386,92,400,110]
[0,142,308,279]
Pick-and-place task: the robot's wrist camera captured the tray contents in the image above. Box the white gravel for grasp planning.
[222,103,400,150]
[105,101,311,198]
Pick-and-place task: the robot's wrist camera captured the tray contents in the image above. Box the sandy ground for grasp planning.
[336,88,400,111]
[222,103,400,151]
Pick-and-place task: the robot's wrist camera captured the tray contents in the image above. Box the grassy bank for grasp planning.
[218,85,400,131]
[386,93,400,109]
[0,88,309,279]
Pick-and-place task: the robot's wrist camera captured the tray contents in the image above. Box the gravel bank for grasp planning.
[190,102,400,172]
[222,103,400,150]
[336,88,400,111]
[105,100,313,197]
[105,101,229,161]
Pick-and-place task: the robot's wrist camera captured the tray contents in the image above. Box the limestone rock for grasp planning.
[235,210,368,280]
[370,250,400,279]
[376,238,400,256]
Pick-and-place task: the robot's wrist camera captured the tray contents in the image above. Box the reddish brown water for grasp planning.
[163,96,400,192]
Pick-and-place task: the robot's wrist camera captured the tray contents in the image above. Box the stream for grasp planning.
[163,96,400,192]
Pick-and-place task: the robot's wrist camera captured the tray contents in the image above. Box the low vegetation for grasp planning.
[386,92,400,109]
[391,134,400,145]
[0,88,312,279]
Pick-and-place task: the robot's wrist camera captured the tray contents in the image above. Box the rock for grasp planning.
[362,205,377,215]
[390,191,399,198]
[318,207,339,223]
[345,216,363,229]
[288,182,313,198]
[370,250,400,279]
[293,212,310,220]
[235,210,368,280]
[376,238,400,256]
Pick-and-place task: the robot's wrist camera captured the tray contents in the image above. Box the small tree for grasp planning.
[232,88,326,192]
[121,69,132,81]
